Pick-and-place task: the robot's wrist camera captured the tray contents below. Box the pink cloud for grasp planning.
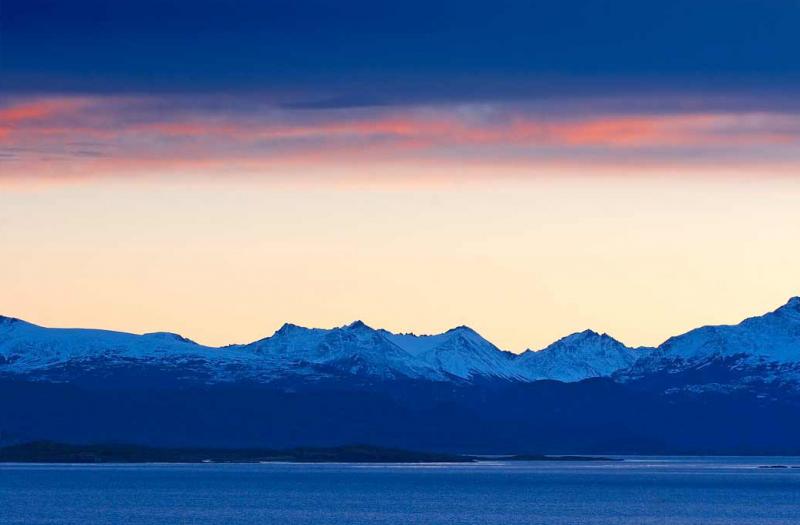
[2,96,799,184]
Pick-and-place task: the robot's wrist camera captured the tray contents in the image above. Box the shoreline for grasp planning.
[0,442,620,464]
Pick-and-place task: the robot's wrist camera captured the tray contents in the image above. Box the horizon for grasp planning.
[3,294,798,352]
[5,3,800,522]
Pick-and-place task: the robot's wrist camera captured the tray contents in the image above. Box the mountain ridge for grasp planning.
[2,297,800,454]
[1,296,799,388]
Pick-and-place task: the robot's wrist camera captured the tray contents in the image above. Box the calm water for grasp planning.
[2,458,800,524]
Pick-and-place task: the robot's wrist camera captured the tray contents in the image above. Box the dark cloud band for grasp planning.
[3,0,799,101]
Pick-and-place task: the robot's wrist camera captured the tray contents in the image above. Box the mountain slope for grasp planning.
[620,297,800,392]
[3,299,800,453]
[383,326,523,380]
[659,296,800,363]
[0,316,210,362]
[517,330,645,382]
[2,296,800,388]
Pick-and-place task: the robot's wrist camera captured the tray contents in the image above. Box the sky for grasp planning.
[1,1,799,351]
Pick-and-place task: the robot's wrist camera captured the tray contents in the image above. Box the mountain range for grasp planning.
[1,297,799,454]
[0,313,641,384]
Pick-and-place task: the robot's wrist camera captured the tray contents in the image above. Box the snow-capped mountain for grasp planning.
[382,326,524,380]
[245,320,441,380]
[240,321,520,381]
[517,330,646,382]
[4,299,800,455]
[0,315,607,384]
[658,296,800,363]
[2,296,800,388]
[0,315,269,383]
[620,296,800,391]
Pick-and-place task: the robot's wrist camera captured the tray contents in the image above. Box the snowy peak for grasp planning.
[264,322,330,342]
[0,319,264,383]
[445,325,479,336]
[380,325,520,380]
[381,325,485,353]
[142,332,198,345]
[442,325,494,347]
[617,296,800,391]
[421,330,520,380]
[773,296,800,320]
[243,323,329,361]
[783,296,800,309]
[312,323,437,379]
[343,320,371,331]
[3,296,800,387]
[516,329,642,382]
[239,320,439,379]
[653,296,800,364]
[275,322,304,334]
[0,316,34,330]
[541,329,613,351]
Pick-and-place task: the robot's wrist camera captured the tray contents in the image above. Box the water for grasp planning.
[2,458,800,524]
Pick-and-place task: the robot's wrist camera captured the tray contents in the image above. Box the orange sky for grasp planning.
[2,97,799,351]
[2,173,798,351]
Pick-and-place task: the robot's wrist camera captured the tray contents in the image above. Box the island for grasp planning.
[0,442,620,464]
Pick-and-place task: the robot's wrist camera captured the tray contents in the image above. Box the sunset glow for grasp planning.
[2,0,799,352]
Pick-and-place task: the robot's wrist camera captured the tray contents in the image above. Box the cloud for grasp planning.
[2,95,800,185]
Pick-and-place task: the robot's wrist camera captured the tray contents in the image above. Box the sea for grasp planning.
[2,457,800,524]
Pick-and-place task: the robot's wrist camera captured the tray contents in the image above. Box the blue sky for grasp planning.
[3,0,799,102]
